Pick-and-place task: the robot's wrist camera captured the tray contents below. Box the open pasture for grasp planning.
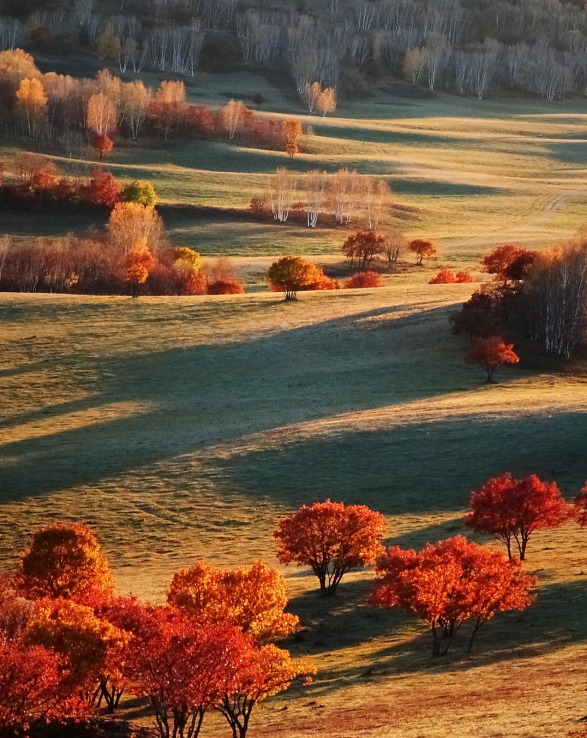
[2,283,587,736]
[3,80,587,259]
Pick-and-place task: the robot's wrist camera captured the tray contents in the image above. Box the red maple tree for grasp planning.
[465,473,570,559]
[371,536,535,656]
[274,500,386,596]
[465,336,519,382]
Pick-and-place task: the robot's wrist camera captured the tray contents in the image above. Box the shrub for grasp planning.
[455,270,473,283]
[207,279,245,295]
[344,271,383,288]
[429,268,456,284]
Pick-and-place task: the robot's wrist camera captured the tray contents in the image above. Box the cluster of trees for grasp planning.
[0,50,306,156]
[256,170,393,230]
[0,522,313,738]
[3,478,586,734]
[0,221,244,296]
[451,241,587,360]
[0,154,155,210]
[6,0,587,101]
[266,256,385,300]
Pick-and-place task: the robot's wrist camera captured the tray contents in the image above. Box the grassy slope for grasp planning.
[2,285,587,736]
[3,73,587,258]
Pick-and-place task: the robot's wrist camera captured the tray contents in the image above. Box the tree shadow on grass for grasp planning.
[295,577,587,698]
[1,301,476,502]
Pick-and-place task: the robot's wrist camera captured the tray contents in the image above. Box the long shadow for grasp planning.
[2,301,473,502]
[294,578,587,697]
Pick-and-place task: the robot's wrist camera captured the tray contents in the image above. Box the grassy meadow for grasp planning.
[3,64,587,736]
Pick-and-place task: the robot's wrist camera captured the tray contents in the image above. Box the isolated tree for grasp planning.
[409,238,437,265]
[481,244,538,283]
[342,231,386,270]
[168,560,298,642]
[267,256,322,300]
[17,522,114,602]
[465,473,570,560]
[465,336,519,383]
[123,180,157,207]
[274,500,386,596]
[92,133,114,160]
[217,642,315,738]
[382,229,406,271]
[372,536,535,656]
[282,119,303,158]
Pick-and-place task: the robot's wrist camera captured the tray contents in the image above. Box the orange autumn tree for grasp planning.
[17,522,114,603]
[25,598,129,710]
[342,231,386,270]
[465,473,570,560]
[409,238,437,265]
[465,335,519,383]
[274,500,386,596]
[371,536,535,656]
[267,256,322,300]
[124,239,155,296]
[217,642,315,738]
[167,560,298,642]
[282,119,303,158]
[16,77,47,137]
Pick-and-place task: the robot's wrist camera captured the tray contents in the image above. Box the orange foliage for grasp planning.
[409,238,437,265]
[125,245,155,294]
[465,335,519,382]
[267,256,323,300]
[465,473,571,560]
[429,267,456,284]
[17,522,114,603]
[274,500,386,596]
[167,560,298,642]
[572,482,587,526]
[456,270,473,282]
[217,642,315,738]
[372,536,536,656]
[207,279,245,295]
[92,133,114,159]
[344,271,383,288]
[342,231,386,270]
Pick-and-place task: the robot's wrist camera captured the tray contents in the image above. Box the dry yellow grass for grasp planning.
[2,280,587,736]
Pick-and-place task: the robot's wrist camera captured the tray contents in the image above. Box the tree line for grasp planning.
[1,0,587,101]
[0,50,308,156]
[2,477,586,734]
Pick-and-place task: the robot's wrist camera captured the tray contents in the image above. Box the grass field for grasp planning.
[2,282,587,737]
[3,64,587,736]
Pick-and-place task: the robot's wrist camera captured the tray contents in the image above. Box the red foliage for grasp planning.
[481,244,538,282]
[125,607,250,738]
[92,134,114,159]
[429,267,456,284]
[455,270,473,282]
[0,637,87,737]
[85,168,123,208]
[274,500,386,596]
[344,271,384,288]
[342,231,386,270]
[372,536,536,656]
[465,473,571,560]
[207,279,245,295]
[465,335,519,382]
[572,482,587,526]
